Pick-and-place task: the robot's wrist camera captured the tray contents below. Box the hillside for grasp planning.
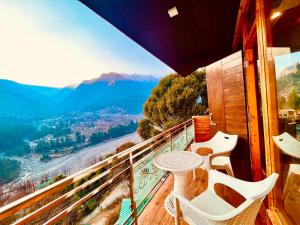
[277,63,300,96]
[277,63,300,110]
[0,80,57,117]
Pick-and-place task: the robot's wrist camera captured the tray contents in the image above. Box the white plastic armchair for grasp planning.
[191,131,238,177]
[273,132,300,203]
[172,170,279,225]
[273,132,300,159]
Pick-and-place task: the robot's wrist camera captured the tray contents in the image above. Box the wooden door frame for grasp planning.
[233,0,297,224]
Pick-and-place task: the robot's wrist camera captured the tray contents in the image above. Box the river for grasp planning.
[1,132,142,188]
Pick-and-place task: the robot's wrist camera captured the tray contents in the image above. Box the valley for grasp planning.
[0,73,159,184]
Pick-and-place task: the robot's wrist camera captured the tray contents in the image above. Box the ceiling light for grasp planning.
[271,11,282,20]
[168,7,178,18]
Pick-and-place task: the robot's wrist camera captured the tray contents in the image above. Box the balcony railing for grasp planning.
[0,119,194,225]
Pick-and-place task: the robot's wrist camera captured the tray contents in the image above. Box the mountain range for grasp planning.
[0,72,159,117]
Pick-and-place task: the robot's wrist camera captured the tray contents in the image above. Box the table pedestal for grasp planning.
[173,171,192,199]
[154,151,203,218]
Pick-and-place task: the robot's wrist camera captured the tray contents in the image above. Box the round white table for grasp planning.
[154,151,203,217]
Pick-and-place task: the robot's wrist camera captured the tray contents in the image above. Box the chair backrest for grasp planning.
[208,169,278,201]
[229,173,279,225]
[273,132,300,159]
[193,116,212,142]
[209,131,238,153]
[208,170,278,225]
[175,170,278,225]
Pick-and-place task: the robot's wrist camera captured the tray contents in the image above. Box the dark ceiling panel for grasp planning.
[79,0,240,76]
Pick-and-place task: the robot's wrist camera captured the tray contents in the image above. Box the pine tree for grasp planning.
[138,70,207,139]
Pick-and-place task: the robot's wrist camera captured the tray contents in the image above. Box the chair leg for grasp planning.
[225,163,234,177]
[193,169,196,180]
[191,148,197,180]
[175,198,181,225]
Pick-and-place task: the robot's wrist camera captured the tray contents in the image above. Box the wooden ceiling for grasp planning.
[79,0,240,76]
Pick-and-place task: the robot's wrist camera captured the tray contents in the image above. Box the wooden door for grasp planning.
[206,51,251,180]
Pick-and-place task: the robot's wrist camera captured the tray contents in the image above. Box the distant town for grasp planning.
[27,108,140,161]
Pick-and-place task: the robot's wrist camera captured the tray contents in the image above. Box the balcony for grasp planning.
[0,118,270,225]
[0,0,299,224]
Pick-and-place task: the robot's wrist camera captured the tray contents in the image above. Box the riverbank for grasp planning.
[1,132,141,188]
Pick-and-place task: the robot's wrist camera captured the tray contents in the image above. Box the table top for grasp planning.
[154,151,203,172]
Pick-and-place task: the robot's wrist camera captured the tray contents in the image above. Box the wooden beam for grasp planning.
[243,49,263,181]
[256,0,282,209]
[232,0,254,51]
[244,21,257,49]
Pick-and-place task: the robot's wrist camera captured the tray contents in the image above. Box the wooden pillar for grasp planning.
[243,48,263,181]
[242,9,263,181]
[256,0,281,208]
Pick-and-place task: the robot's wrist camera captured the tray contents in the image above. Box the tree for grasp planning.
[116,141,135,153]
[40,154,50,161]
[138,70,208,139]
[75,131,81,143]
[278,96,287,109]
[81,135,86,143]
[137,118,157,140]
[287,89,300,109]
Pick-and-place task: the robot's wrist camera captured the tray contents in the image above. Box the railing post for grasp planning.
[184,123,188,147]
[170,132,173,152]
[129,152,138,225]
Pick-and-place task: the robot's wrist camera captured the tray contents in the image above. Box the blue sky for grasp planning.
[275,51,300,77]
[0,0,171,87]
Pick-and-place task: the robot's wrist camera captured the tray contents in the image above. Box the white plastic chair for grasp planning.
[273,132,300,159]
[172,170,279,225]
[273,132,300,215]
[191,131,238,177]
[282,164,300,200]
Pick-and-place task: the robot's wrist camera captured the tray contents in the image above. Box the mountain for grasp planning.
[52,87,74,103]
[0,73,159,116]
[0,79,58,117]
[57,73,159,114]
[279,63,299,77]
[277,63,300,97]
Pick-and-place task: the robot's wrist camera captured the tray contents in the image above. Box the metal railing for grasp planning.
[0,119,194,225]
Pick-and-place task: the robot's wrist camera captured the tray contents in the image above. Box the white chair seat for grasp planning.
[190,190,234,215]
[211,156,231,167]
[180,190,235,225]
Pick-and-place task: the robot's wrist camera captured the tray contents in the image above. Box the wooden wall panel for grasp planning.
[206,61,226,132]
[206,51,252,180]
[221,51,248,142]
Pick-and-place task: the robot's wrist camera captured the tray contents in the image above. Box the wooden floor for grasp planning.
[138,167,267,225]
[138,168,206,225]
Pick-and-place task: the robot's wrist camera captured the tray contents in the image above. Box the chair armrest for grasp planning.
[208,150,231,162]
[207,170,257,199]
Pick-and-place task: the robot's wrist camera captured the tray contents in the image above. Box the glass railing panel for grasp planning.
[133,141,171,206]
[172,128,188,152]
[187,124,194,143]
[132,124,194,215]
